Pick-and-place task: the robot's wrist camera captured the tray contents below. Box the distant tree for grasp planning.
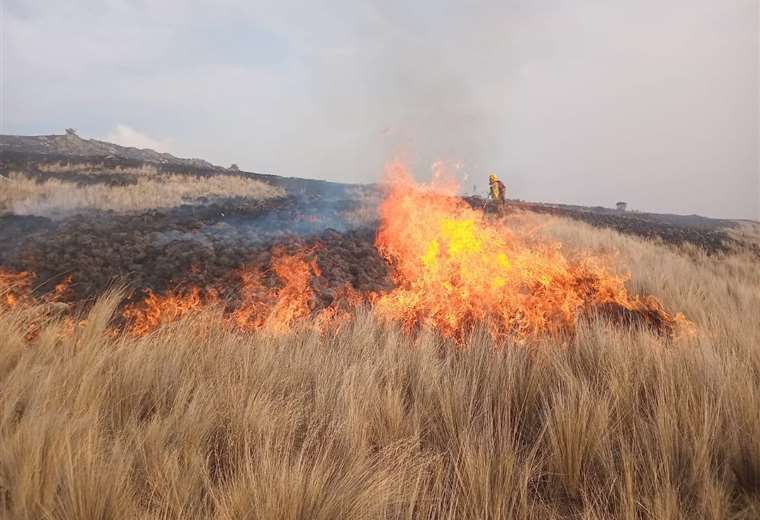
[229,163,240,171]
[65,128,78,136]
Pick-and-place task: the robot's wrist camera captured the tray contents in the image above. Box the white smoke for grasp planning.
[104,125,173,152]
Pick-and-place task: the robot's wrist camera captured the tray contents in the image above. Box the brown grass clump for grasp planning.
[0,172,285,217]
[1,216,759,519]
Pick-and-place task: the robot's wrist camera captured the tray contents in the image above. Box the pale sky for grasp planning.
[2,0,759,219]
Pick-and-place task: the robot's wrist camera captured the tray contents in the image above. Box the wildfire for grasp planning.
[123,248,366,336]
[4,160,687,344]
[374,162,686,343]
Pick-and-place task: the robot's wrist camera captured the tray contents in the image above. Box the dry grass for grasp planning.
[1,215,759,519]
[0,172,285,217]
[727,221,760,251]
[36,162,167,176]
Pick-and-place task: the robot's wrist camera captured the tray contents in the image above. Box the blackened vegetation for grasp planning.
[519,203,738,253]
[1,139,385,316]
[0,197,391,307]
[469,197,743,255]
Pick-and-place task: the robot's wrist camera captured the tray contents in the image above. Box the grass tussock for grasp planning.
[0,172,285,217]
[37,162,167,176]
[1,217,759,519]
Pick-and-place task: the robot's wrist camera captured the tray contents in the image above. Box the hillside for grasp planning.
[0,131,357,198]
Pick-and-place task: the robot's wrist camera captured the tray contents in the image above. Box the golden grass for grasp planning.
[36,162,166,176]
[1,215,759,519]
[0,172,285,217]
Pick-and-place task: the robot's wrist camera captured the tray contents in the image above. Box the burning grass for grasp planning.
[121,247,364,336]
[374,162,688,343]
[111,164,687,343]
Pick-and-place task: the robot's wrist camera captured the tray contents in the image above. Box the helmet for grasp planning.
[489,174,497,182]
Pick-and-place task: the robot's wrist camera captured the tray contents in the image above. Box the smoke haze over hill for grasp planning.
[3,0,758,219]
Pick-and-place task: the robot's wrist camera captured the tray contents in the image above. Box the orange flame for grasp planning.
[123,287,216,336]
[52,275,73,300]
[49,160,687,343]
[231,247,321,334]
[0,269,76,341]
[124,247,365,336]
[374,162,684,344]
[0,269,35,309]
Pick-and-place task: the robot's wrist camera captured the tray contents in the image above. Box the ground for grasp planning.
[1,139,759,519]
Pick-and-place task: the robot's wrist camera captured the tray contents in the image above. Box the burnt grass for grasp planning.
[468,198,740,254]
[0,196,392,309]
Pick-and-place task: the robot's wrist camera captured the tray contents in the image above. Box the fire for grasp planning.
[120,161,685,342]
[124,248,366,336]
[231,247,321,334]
[52,275,73,301]
[0,271,73,310]
[0,269,35,309]
[6,160,685,344]
[374,162,685,343]
[123,287,215,336]
[0,269,76,341]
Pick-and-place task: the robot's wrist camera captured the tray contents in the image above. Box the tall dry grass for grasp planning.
[1,215,759,519]
[0,172,285,217]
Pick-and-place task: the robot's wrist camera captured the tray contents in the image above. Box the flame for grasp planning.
[230,248,367,334]
[0,271,73,310]
[374,162,684,344]
[312,283,368,333]
[124,247,365,336]
[0,269,76,341]
[0,269,35,309]
[7,160,686,344]
[123,287,216,336]
[52,275,73,300]
[121,161,686,342]
[231,247,321,334]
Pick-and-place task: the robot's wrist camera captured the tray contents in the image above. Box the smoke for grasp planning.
[104,125,173,153]
[248,0,760,218]
[6,0,759,218]
[293,1,510,189]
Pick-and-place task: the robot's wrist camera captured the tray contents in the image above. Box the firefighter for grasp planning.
[488,174,506,215]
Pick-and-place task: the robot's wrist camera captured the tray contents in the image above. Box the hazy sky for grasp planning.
[3,0,759,219]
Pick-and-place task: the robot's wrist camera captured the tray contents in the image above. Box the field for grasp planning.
[2,206,760,519]
[1,141,759,518]
[4,0,756,514]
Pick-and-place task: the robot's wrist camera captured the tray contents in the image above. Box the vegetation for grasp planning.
[0,216,758,519]
[0,172,285,217]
